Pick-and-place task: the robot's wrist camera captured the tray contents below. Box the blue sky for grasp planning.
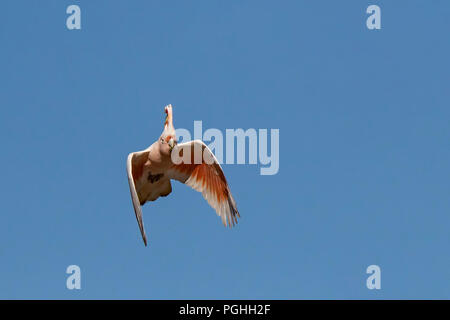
[0,1,449,299]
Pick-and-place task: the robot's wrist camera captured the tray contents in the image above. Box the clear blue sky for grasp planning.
[1,1,449,299]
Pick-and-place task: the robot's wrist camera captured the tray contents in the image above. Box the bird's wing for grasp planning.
[127,150,150,246]
[167,140,240,227]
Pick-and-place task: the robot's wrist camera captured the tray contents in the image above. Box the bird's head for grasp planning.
[159,104,177,155]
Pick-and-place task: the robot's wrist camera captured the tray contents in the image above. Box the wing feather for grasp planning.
[167,140,240,227]
[127,151,149,246]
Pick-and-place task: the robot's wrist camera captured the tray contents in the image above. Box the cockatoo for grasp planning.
[127,104,240,246]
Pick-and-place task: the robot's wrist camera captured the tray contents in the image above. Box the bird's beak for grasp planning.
[168,138,175,151]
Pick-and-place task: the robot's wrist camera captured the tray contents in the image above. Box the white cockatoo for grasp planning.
[127,105,240,245]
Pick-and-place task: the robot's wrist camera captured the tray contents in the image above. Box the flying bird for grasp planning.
[126,104,240,246]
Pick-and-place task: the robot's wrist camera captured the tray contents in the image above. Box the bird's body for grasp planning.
[127,105,240,246]
[130,143,173,203]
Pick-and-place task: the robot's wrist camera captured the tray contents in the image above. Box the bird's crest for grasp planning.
[164,104,173,128]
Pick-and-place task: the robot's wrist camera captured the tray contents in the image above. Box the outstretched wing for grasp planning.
[167,140,240,227]
[127,150,149,246]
